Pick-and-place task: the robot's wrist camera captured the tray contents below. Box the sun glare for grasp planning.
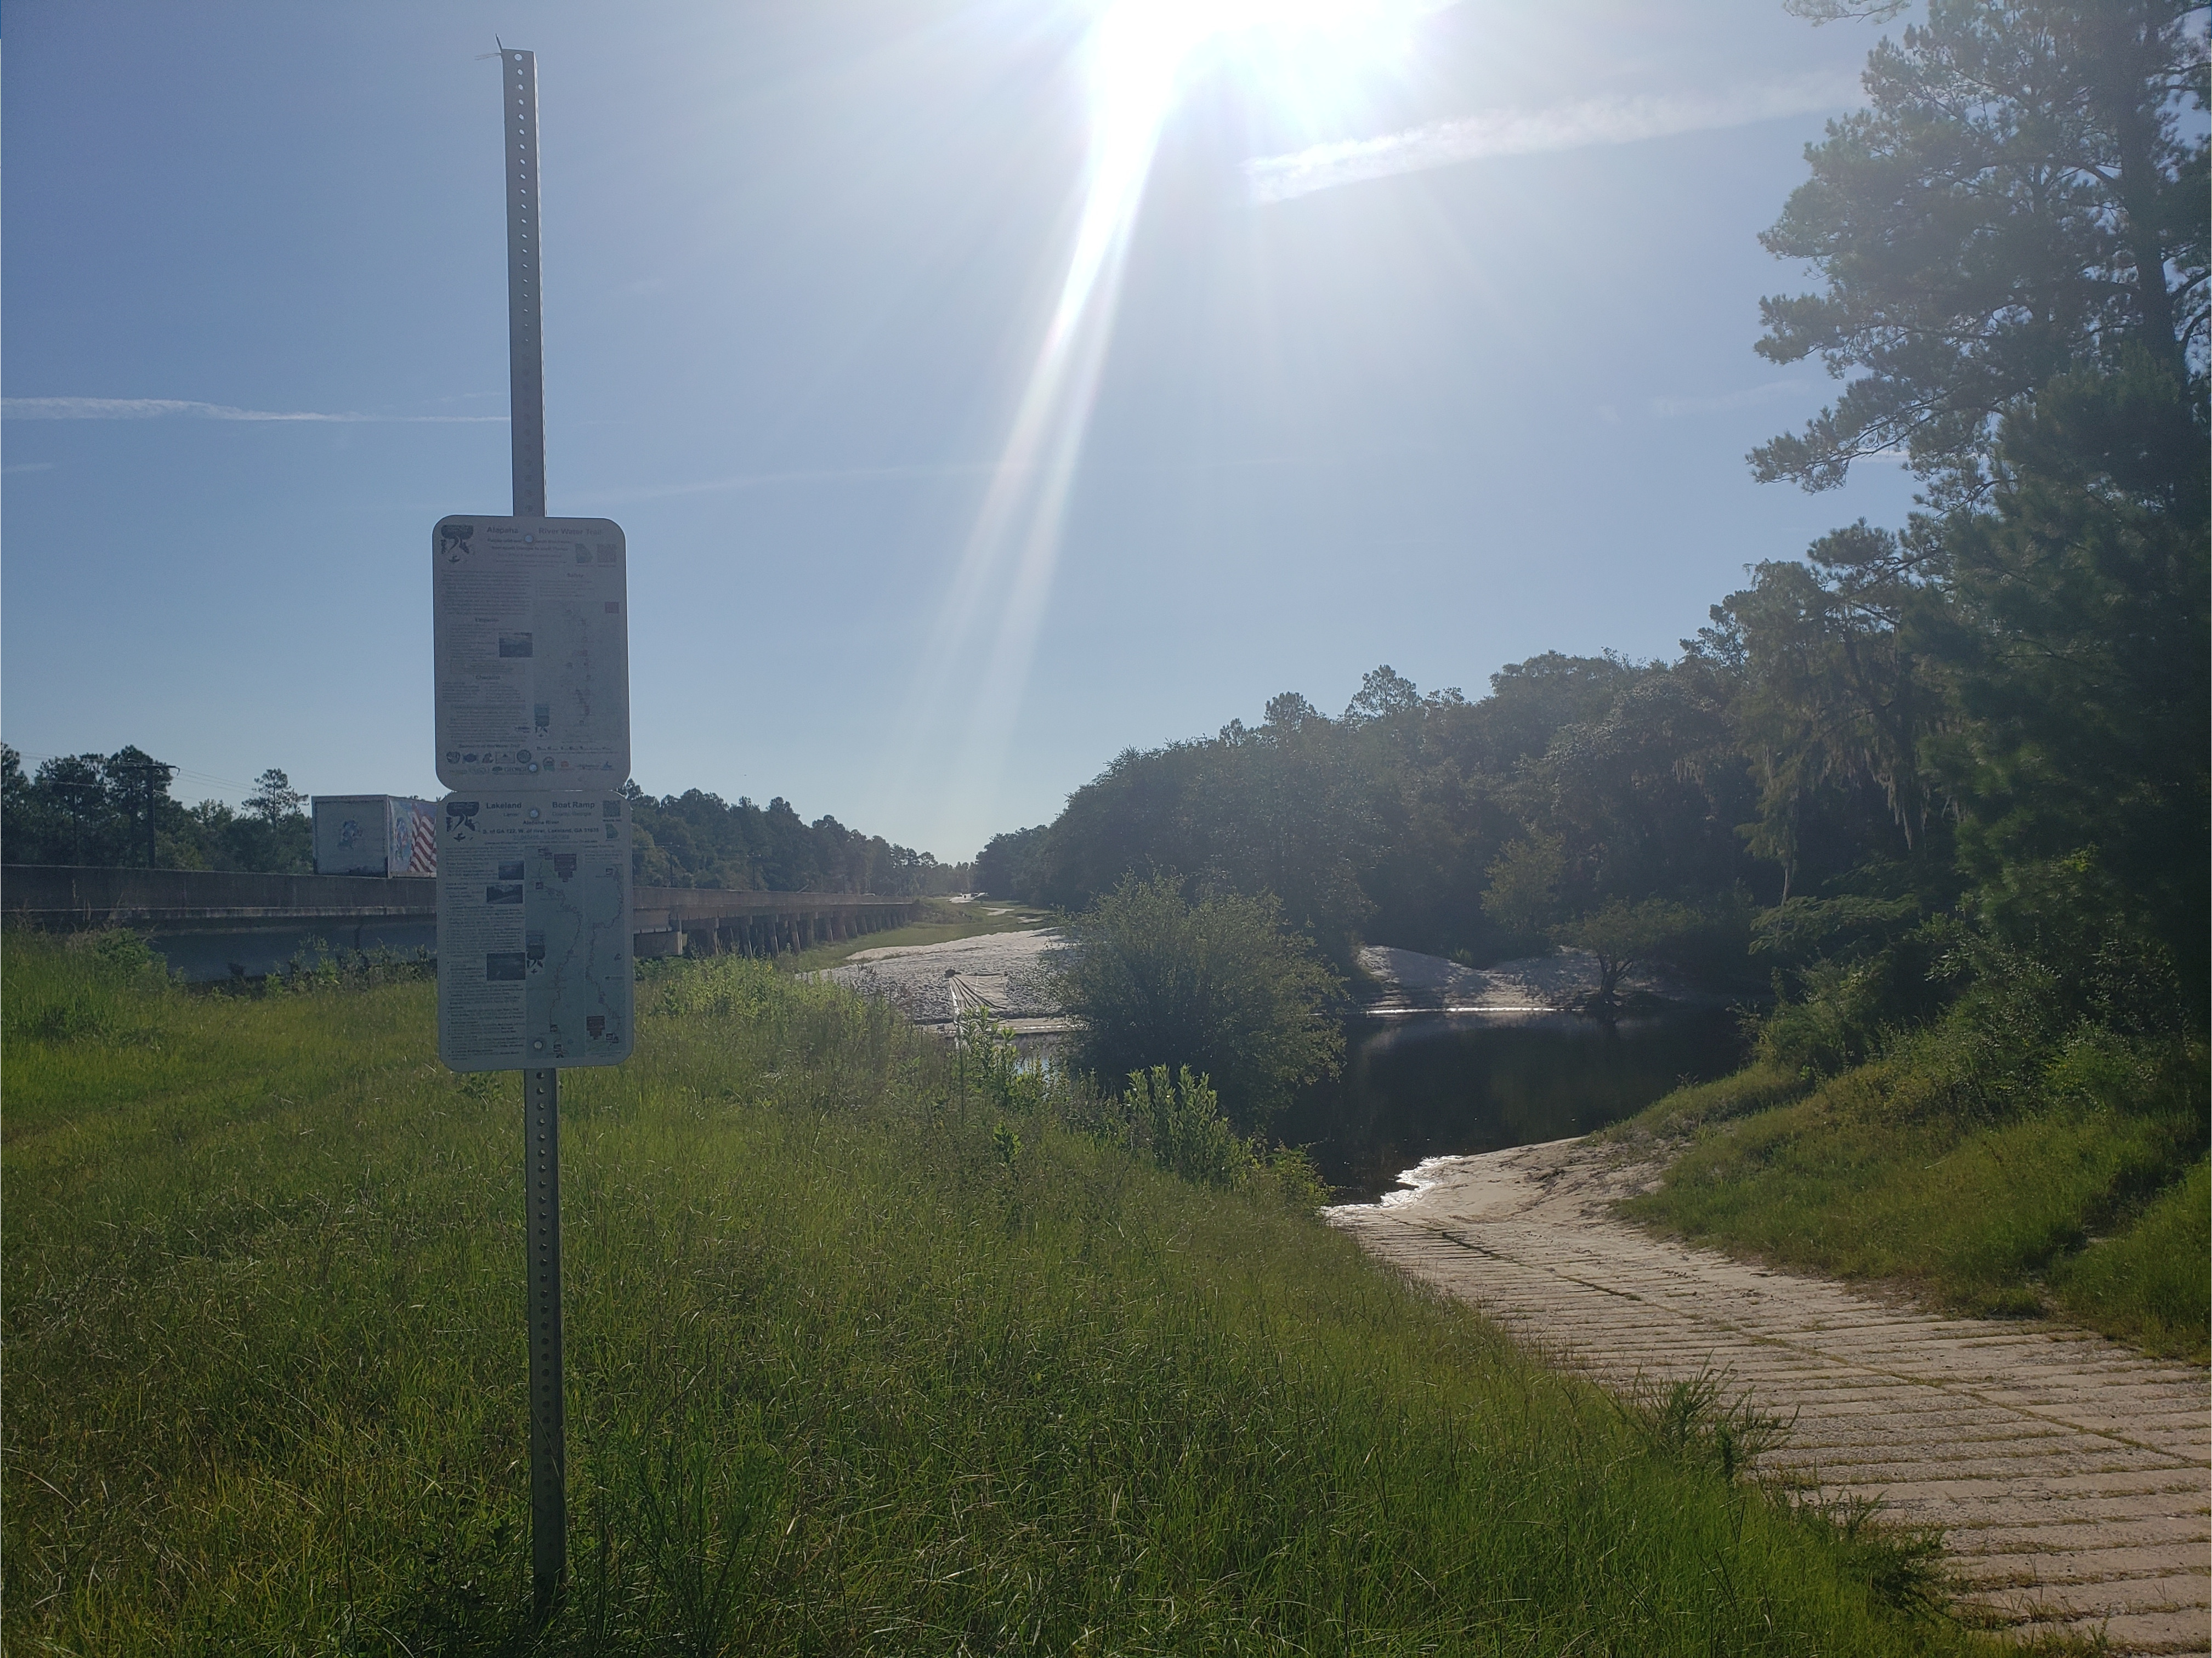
[903,0,1439,839]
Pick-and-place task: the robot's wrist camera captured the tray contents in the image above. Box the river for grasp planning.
[1277,1008,1746,1203]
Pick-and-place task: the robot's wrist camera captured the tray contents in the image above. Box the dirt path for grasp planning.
[1328,1139,2211,1654]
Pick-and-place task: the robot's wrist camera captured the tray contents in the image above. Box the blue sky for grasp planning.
[4,0,1920,861]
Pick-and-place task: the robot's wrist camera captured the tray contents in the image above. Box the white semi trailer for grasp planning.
[311,795,438,877]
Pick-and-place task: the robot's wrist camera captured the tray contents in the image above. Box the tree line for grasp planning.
[626,786,971,896]
[2,747,314,874]
[981,0,2209,1037]
[2,745,971,897]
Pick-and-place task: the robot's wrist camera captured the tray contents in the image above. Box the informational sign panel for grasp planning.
[436,793,634,1071]
[433,516,629,790]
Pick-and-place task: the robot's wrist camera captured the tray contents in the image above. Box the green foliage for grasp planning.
[1750,0,2208,499]
[0,927,174,1050]
[1019,652,1768,973]
[1600,1060,1815,1145]
[1552,895,1708,1015]
[1704,526,1956,879]
[1121,1065,1251,1189]
[1701,356,2208,1051]
[1480,831,1564,937]
[257,941,436,997]
[0,932,2003,1654]
[1750,894,1922,966]
[2051,1157,2210,1360]
[2,743,312,873]
[1054,874,1344,1127]
[1624,997,2209,1353]
[1613,1370,1792,1486]
[627,785,970,895]
[641,951,782,1023]
[973,822,1049,901]
[1932,349,2211,1006]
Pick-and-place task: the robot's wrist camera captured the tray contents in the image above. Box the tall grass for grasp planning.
[4,931,2010,1653]
[1620,1014,2209,1358]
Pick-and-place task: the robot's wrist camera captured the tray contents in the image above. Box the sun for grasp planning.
[904,0,1440,827]
[1089,0,1434,172]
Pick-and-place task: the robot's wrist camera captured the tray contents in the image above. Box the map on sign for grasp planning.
[436,794,634,1071]
[433,516,629,790]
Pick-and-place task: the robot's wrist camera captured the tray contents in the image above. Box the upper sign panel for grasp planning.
[433,516,629,790]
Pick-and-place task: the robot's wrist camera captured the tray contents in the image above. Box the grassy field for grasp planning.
[3,930,2030,1654]
[1608,1038,2210,1361]
[775,896,1051,976]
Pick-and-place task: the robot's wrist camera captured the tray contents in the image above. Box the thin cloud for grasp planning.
[575,462,998,506]
[575,452,1337,507]
[1649,381,1819,418]
[1246,70,1863,203]
[2,397,506,423]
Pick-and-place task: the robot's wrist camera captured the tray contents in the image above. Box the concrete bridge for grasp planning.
[1,865,922,979]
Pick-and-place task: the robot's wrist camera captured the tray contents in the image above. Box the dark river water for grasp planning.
[1277,1009,1748,1204]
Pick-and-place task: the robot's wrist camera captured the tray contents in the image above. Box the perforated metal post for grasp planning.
[503,49,546,519]
[507,45,562,1610]
[524,1065,565,1610]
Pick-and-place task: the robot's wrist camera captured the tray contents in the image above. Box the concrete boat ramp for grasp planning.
[820,925,1074,1043]
[1331,1139,2211,1655]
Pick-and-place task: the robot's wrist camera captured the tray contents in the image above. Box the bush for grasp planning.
[1052,875,1342,1128]
[1121,1066,1251,1189]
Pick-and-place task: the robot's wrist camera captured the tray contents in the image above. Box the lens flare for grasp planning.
[904,0,1439,845]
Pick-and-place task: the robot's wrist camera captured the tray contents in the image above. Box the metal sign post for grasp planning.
[504,48,546,521]
[523,1064,564,1602]
[432,47,634,1616]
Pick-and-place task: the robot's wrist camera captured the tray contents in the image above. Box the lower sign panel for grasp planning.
[437,793,634,1070]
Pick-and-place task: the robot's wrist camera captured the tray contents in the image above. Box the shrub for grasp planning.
[1122,1065,1251,1189]
[1052,875,1342,1127]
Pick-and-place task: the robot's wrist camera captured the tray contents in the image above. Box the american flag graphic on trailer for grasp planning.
[405,799,438,875]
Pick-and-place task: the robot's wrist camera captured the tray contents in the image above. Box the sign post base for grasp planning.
[525,1066,565,1611]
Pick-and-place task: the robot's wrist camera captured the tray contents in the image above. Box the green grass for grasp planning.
[4,930,2022,1654]
[1618,1030,2209,1360]
[776,896,1051,975]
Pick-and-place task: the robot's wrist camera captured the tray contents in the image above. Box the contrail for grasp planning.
[1245,70,1863,203]
[2,397,506,422]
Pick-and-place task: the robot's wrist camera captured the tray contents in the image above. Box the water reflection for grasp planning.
[1279,1009,1745,1203]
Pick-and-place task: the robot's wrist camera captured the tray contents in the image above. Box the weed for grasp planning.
[1615,1368,1793,1483]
